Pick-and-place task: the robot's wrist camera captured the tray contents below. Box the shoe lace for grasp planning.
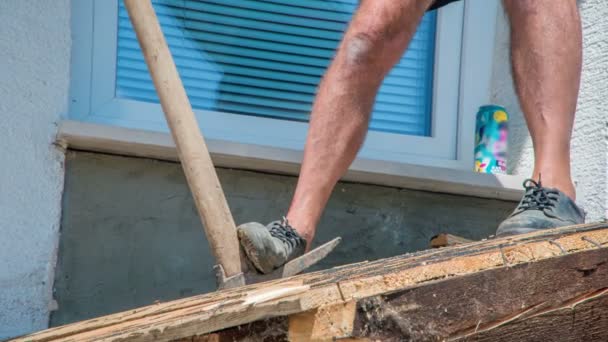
[517,178,559,216]
[268,216,304,249]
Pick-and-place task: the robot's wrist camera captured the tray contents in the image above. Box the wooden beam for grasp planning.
[351,248,608,340]
[202,246,608,341]
[288,302,357,341]
[11,223,608,341]
[451,289,608,341]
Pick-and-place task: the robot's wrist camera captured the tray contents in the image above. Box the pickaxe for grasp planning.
[124,0,340,289]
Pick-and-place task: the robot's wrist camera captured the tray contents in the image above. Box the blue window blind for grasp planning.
[116,0,437,136]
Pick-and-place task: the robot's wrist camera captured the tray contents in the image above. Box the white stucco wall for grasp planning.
[0,0,69,338]
[492,0,608,221]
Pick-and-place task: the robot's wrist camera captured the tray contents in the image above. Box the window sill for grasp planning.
[56,120,525,201]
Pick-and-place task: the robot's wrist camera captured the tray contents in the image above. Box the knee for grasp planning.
[342,29,404,70]
[338,0,427,70]
[343,32,382,66]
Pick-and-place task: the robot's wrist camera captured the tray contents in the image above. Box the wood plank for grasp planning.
[288,302,357,341]
[11,223,608,342]
[456,290,608,341]
[208,238,608,341]
[173,318,288,342]
[351,247,608,340]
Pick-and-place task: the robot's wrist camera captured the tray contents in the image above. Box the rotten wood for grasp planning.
[173,318,288,342]
[351,248,608,341]
[288,302,357,341]
[456,289,608,341]
[11,223,608,342]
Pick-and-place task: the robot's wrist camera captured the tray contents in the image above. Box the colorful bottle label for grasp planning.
[474,105,508,174]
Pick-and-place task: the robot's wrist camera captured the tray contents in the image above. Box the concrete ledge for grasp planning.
[56,120,525,201]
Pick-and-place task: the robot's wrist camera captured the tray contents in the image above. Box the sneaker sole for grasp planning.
[237,229,269,274]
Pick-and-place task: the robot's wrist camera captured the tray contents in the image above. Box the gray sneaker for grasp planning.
[237,218,307,274]
[496,179,585,236]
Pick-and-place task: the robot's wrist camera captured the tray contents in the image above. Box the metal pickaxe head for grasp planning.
[215,237,342,289]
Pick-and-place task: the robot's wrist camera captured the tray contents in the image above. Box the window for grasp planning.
[116,1,437,137]
[70,0,498,170]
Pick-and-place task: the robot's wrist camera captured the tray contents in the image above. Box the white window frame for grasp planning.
[69,0,499,171]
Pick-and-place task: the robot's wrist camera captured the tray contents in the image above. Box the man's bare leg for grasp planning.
[237,0,435,272]
[496,0,585,236]
[504,0,582,199]
[286,0,434,244]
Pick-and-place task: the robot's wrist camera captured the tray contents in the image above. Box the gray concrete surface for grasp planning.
[51,151,515,326]
[0,0,69,338]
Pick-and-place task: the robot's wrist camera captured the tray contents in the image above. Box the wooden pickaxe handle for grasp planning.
[124,0,244,282]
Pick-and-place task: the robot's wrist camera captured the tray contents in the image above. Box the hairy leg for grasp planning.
[286,0,434,244]
[504,0,582,200]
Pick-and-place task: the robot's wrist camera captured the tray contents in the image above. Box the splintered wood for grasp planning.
[430,233,475,248]
[12,223,608,341]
